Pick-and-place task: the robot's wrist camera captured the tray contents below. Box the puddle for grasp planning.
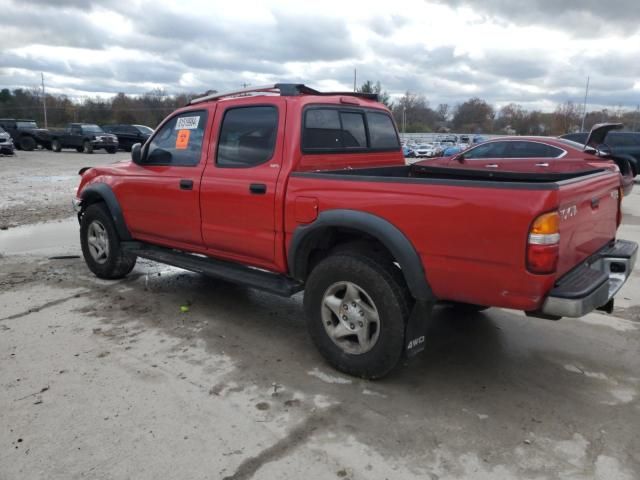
[0,217,79,255]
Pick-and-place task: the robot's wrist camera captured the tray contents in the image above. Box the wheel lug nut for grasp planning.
[351,302,356,307]
[342,315,348,321]
[342,304,348,310]
[326,321,332,326]
[358,321,363,327]
[349,323,355,329]
[359,310,363,316]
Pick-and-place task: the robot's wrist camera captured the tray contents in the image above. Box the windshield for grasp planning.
[82,124,103,133]
[17,121,38,129]
[134,125,154,135]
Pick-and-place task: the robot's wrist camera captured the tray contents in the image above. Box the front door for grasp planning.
[200,101,285,268]
[115,109,212,248]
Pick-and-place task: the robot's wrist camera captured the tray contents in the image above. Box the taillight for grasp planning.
[527,211,560,274]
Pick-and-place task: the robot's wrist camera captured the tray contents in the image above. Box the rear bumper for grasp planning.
[539,239,637,318]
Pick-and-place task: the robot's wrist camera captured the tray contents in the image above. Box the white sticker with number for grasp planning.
[175,116,200,130]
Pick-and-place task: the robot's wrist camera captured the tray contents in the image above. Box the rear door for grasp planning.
[200,99,285,268]
[497,140,567,174]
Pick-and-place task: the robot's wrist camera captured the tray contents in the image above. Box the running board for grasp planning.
[122,242,303,297]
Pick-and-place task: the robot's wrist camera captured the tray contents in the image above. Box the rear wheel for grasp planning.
[51,139,62,152]
[19,136,36,151]
[80,203,136,279]
[82,140,93,154]
[76,146,83,153]
[304,253,411,379]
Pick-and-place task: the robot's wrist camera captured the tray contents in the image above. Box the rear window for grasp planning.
[302,107,399,153]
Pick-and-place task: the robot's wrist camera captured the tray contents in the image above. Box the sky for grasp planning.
[1,0,640,112]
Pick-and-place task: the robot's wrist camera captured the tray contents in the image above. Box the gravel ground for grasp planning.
[0,149,129,229]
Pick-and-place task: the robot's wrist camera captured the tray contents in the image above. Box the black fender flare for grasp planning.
[288,209,435,302]
[80,183,132,240]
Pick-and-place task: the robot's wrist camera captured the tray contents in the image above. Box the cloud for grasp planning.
[0,0,639,112]
[432,0,640,36]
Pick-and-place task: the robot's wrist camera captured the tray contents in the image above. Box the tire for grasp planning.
[447,302,489,313]
[19,136,36,151]
[304,253,411,379]
[80,203,136,279]
[82,140,93,154]
[106,146,117,154]
[76,146,83,153]
[51,139,62,152]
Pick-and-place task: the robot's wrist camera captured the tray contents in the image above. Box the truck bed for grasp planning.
[287,165,621,311]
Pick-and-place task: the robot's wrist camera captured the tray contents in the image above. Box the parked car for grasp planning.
[472,135,486,144]
[402,145,415,158]
[102,124,154,151]
[50,123,118,153]
[73,83,635,379]
[0,126,15,155]
[442,145,463,156]
[0,118,51,150]
[560,129,639,177]
[417,126,634,195]
[413,143,439,158]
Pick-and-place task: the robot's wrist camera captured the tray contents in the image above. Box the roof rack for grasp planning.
[188,83,378,105]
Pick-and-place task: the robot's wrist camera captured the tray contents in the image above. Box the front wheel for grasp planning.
[19,136,36,151]
[80,203,136,279]
[51,139,62,152]
[82,140,93,154]
[304,253,411,379]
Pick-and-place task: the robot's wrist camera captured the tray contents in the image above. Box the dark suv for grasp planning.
[102,124,154,151]
[560,131,640,177]
[0,118,51,150]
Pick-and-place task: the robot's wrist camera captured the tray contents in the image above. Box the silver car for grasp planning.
[0,126,15,154]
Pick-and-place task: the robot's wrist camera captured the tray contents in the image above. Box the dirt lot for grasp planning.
[1,150,639,479]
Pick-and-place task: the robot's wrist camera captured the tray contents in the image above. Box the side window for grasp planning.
[367,112,400,150]
[506,141,563,158]
[145,110,208,166]
[216,106,278,168]
[71,126,82,135]
[464,142,508,159]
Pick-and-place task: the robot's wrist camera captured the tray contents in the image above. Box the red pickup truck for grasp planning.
[74,84,637,378]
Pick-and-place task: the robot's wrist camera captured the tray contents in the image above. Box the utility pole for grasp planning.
[580,75,589,132]
[41,72,48,129]
[402,106,406,135]
[634,105,640,131]
[353,68,357,92]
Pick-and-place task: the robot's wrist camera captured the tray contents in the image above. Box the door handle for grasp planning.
[485,164,499,168]
[535,163,549,167]
[179,179,193,190]
[250,183,267,194]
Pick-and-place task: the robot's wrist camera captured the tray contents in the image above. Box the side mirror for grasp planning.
[456,153,465,162]
[131,143,142,164]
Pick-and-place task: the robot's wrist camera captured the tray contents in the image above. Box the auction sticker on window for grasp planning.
[175,116,200,130]
[176,129,190,149]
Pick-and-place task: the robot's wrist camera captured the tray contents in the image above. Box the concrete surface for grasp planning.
[1,150,639,479]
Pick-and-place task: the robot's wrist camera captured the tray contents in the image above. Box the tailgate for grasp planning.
[556,172,620,276]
